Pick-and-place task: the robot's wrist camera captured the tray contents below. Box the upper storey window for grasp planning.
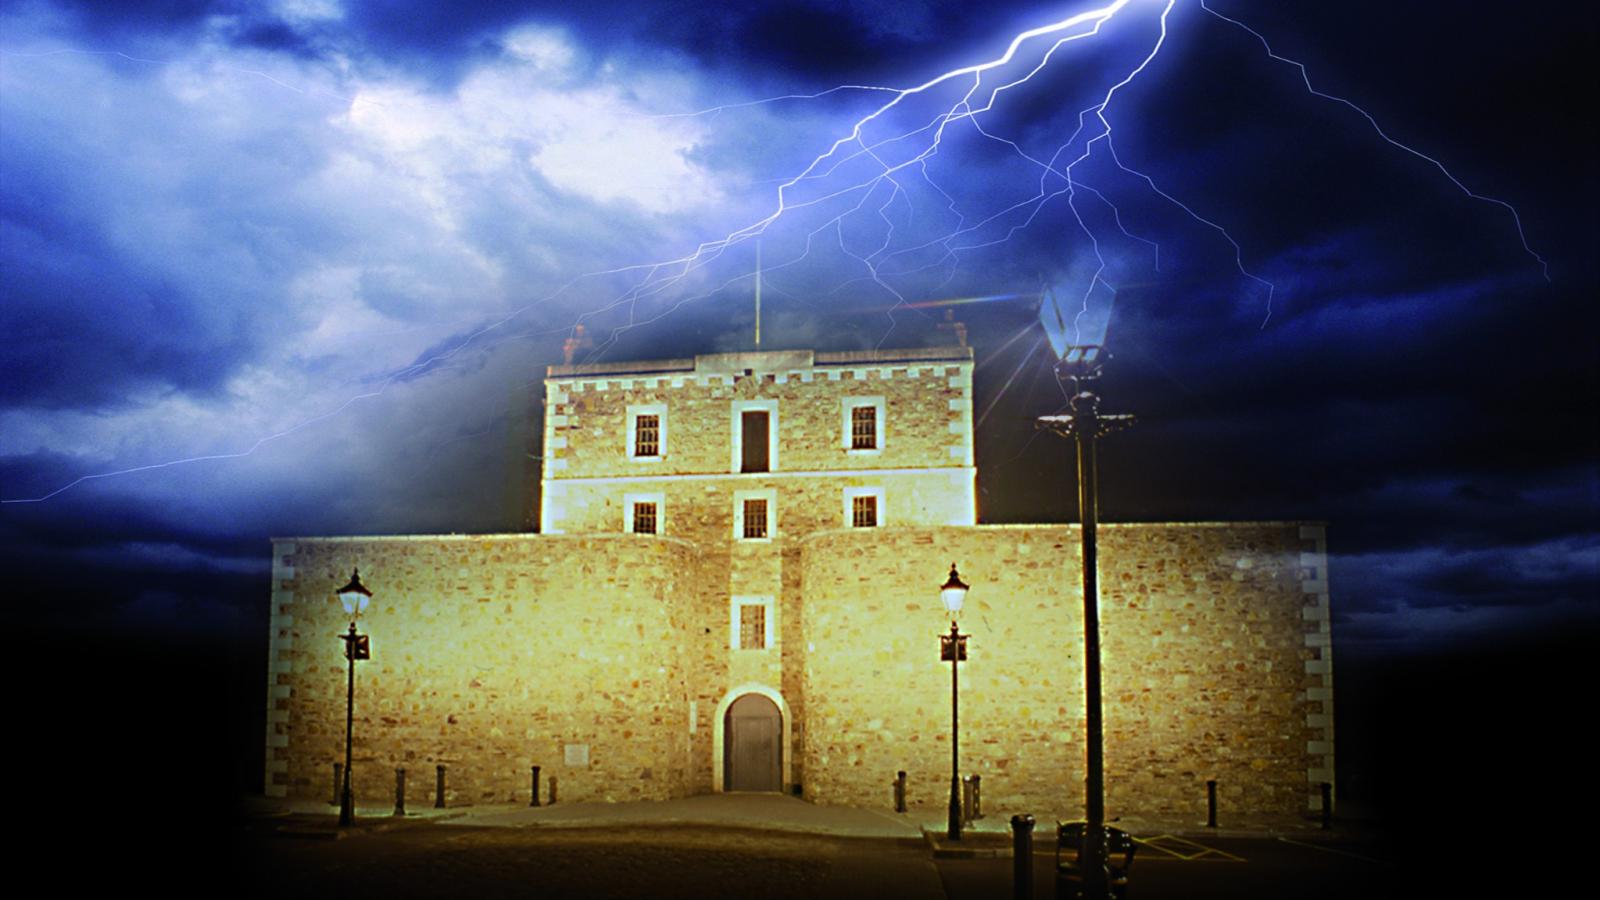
[627,404,666,462]
[842,397,885,455]
[636,416,660,456]
[741,411,769,472]
[730,399,779,474]
[851,406,876,449]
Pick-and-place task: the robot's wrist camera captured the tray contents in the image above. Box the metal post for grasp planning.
[339,622,356,827]
[549,776,558,805]
[972,774,982,820]
[963,776,975,824]
[1039,350,1133,900]
[1320,782,1333,830]
[1012,814,1035,900]
[394,768,406,817]
[332,763,343,806]
[1206,779,1218,828]
[948,622,962,842]
[1075,403,1107,898]
[530,765,542,807]
[435,765,446,808]
[894,770,907,813]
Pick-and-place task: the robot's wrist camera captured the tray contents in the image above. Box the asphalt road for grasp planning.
[208,816,1452,900]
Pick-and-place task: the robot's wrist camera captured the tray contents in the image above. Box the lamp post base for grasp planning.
[947,776,962,841]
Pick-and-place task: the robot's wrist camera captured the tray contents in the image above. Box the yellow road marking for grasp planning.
[1132,834,1246,862]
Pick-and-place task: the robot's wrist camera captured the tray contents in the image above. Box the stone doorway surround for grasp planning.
[712,683,792,793]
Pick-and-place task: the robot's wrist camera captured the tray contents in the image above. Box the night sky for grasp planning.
[3,0,1596,836]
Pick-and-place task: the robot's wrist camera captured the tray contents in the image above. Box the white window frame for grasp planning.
[732,488,777,542]
[627,403,667,462]
[843,486,885,528]
[842,396,885,455]
[730,399,779,473]
[729,595,775,652]
[624,492,665,535]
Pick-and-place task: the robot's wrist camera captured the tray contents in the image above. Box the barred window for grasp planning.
[851,405,877,449]
[632,501,658,535]
[851,494,878,528]
[742,498,768,539]
[634,414,660,457]
[739,604,767,650]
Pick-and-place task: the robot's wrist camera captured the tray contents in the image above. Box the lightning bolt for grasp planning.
[1198,0,1549,281]
[2,0,1550,503]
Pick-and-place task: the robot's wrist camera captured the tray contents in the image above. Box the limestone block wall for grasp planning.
[544,469,976,539]
[541,348,974,483]
[797,523,1329,819]
[265,534,705,806]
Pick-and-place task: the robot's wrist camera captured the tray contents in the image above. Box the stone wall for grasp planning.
[265,534,706,806]
[264,522,1332,816]
[797,523,1331,819]
[545,469,977,539]
[541,349,974,483]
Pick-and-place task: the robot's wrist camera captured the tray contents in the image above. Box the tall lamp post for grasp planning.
[335,568,372,828]
[1037,346,1134,900]
[939,563,970,842]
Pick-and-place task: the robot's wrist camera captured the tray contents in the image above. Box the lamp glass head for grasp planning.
[335,568,373,617]
[940,563,969,614]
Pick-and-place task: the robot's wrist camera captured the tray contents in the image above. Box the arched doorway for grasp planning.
[723,693,782,792]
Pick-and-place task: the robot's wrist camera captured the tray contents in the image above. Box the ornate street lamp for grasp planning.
[939,563,970,842]
[335,567,372,828]
[1037,345,1134,900]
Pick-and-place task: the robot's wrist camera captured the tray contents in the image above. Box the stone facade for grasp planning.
[799,523,1333,818]
[265,346,1333,819]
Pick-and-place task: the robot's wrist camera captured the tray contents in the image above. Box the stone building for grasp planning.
[264,346,1335,818]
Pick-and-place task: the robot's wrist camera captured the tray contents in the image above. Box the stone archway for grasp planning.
[712,684,792,793]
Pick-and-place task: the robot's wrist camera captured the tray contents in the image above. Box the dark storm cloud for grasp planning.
[20,0,1061,84]
[0,0,1592,661]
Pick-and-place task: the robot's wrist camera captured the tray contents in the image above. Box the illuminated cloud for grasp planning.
[0,1,1591,658]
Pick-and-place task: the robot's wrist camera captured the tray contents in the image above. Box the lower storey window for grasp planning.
[742,498,768,539]
[851,494,878,528]
[632,501,658,534]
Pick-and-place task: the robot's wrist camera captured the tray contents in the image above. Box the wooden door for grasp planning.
[725,693,781,791]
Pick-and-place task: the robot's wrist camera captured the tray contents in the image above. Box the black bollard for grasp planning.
[1011,814,1035,900]
[1206,779,1218,828]
[894,771,907,813]
[971,774,982,820]
[332,763,343,806]
[548,776,558,805]
[435,765,446,809]
[1320,782,1333,830]
[530,765,542,807]
[962,776,975,824]
[394,768,406,817]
